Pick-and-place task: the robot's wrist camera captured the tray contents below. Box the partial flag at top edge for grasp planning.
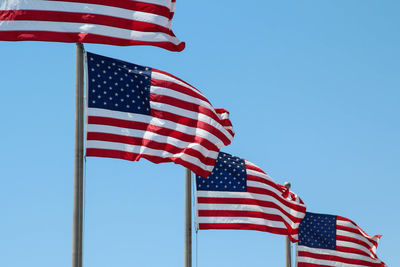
[196,152,306,242]
[0,0,185,51]
[85,52,234,177]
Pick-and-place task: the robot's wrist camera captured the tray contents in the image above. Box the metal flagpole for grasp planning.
[284,182,292,267]
[185,168,192,267]
[72,43,85,267]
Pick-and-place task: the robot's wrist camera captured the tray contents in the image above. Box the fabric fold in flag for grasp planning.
[0,0,185,51]
[196,152,306,242]
[85,52,234,177]
[297,212,386,267]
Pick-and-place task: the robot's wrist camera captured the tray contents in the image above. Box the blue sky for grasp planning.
[0,1,399,266]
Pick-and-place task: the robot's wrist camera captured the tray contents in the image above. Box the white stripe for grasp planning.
[129,0,172,9]
[151,70,201,94]
[86,140,214,171]
[198,216,287,229]
[246,168,274,182]
[150,85,216,116]
[197,203,302,227]
[247,179,305,208]
[336,219,379,252]
[216,111,230,120]
[0,0,171,27]
[196,190,305,219]
[1,0,173,9]
[337,241,377,259]
[0,21,181,44]
[87,123,219,159]
[337,219,378,241]
[87,108,225,148]
[337,229,376,251]
[297,245,383,265]
[150,101,232,141]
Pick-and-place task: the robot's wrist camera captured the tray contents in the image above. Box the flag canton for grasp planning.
[196,152,247,192]
[299,212,337,250]
[87,52,151,115]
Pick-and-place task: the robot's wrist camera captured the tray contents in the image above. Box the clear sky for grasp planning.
[0,1,399,267]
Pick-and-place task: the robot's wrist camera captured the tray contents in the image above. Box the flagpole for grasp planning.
[284,182,292,267]
[185,168,192,267]
[72,42,85,267]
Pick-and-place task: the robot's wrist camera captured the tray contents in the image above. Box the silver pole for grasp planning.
[185,168,192,267]
[72,43,85,267]
[284,182,292,267]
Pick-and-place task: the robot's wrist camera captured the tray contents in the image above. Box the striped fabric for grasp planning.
[85,52,234,177]
[196,152,306,242]
[0,0,184,51]
[297,212,386,267]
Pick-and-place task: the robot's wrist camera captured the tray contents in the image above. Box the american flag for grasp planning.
[196,152,306,242]
[297,212,386,267]
[0,0,184,51]
[85,52,234,177]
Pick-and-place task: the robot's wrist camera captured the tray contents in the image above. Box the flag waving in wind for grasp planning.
[297,212,386,267]
[196,152,306,242]
[85,52,234,177]
[0,0,184,51]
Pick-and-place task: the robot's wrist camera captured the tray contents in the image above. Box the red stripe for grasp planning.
[247,174,281,191]
[337,234,378,258]
[150,94,225,129]
[337,224,379,248]
[0,10,172,34]
[198,223,288,236]
[246,177,304,208]
[245,163,267,174]
[87,132,217,166]
[198,210,293,225]
[0,31,185,51]
[297,250,384,266]
[87,115,219,152]
[151,78,210,104]
[152,68,203,95]
[41,0,172,18]
[150,109,231,145]
[297,263,333,267]
[247,186,306,212]
[336,245,377,259]
[86,148,212,177]
[197,197,304,222]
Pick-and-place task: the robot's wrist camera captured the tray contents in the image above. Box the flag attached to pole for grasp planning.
[85,52,234,177]
[196,152,306,242]
[0,0,184,51]
[297,212,385,266]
